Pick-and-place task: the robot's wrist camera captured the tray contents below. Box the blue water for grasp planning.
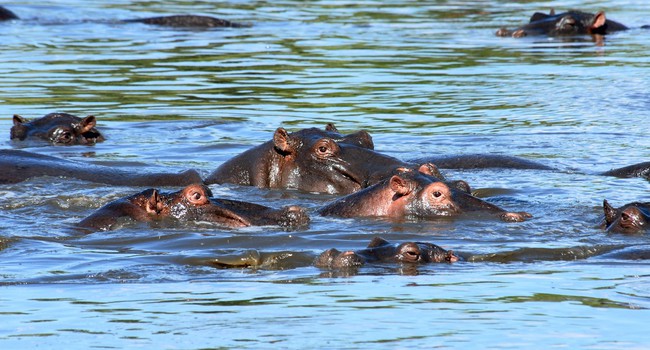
[0,1,649,348]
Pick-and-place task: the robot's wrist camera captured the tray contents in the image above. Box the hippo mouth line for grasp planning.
[331,163,364,189]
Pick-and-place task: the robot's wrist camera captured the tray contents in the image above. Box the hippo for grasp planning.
[0,5,246,28]
[601,162,650,180]
[601,200,650,234]
[0,5,18,21]
[496,10,628,38]
[123,15,248,28]
[11,113,105,145]
[319,166,532,222]
[0,149,202,186]
[205,124,384,194]
[314,237,458,270]
[77,183,309,231]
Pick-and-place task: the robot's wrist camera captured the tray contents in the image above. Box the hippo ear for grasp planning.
[451,180,471,194]
[418,163,444,180]
[13,114,27,126]
[273,128,294,154]
[367,236,390,248]
[549,8,555,16]
[603,199,617,224]
[325,123,338,133]
[591,11,607,31]
[76,115,97,134]
[146,189,162,214]
[389,175,412,196]
[530,11,550,22]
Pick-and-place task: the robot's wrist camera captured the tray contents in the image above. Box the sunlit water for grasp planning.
[0,1,649,349]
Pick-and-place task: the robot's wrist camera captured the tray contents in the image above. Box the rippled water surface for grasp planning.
[1,0,649,348]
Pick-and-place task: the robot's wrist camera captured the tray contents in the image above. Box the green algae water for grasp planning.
[0,1,649,348]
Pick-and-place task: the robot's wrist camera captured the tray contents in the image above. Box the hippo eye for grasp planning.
[186,191,205,205]
[432,191,442,198]
[314,139,338,158]
[52,129,73,144]
[621,212,632,222]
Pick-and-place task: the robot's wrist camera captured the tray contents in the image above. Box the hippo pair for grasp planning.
[0,5,246,28]
[77,183,309,232]
[78,167,530,234]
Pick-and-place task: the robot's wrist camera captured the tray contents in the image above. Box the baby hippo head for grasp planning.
[389,171,461,218]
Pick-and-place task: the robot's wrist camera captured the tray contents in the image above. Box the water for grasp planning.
[1,0,649,348]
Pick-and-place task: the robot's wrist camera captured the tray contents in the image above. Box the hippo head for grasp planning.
[497,10,625,38]
[538,10,608,36]
[270,126,378,194]
[160,184,253,227]
[388,167,530,221]
[387,169,461,218]
[603,200,650,234]
[11,113,105,145]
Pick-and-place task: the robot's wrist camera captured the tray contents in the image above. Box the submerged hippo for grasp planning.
[0,5,18,21]
[601,162,650,180]
[123,15,247,28]
[0,5,247,28]
[0,149,202,186]
[77,183,309,231]
[496,9,628,38]
[319,167,532,222]
[11,113,105,145]
[315,237,458,270]
[602,200,650,234]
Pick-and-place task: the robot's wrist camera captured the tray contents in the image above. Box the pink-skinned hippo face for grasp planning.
[319,167,531,222]
[11,113,105,145]
[602,200,650,234]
